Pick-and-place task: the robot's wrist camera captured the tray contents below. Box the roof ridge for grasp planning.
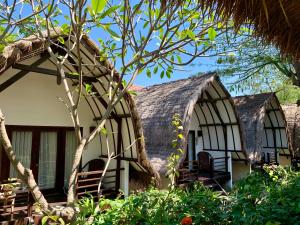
[140,72,216,91]
[233,92,275,99]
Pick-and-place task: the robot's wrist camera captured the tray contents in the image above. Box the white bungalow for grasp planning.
[0,33,155,220]
[233,93,292,180]
[136,74,247,189]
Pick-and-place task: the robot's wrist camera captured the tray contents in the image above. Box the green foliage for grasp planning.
[167,114,184,189]
[0,26,17,53]
[41,215,65,225]
[227,166,300,225]
[276,83,300,104]
[91,0,107,14]
[76,185,223,225]
[213,29,298,96]
[74,166,300,225]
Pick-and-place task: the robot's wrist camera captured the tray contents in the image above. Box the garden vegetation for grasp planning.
[67,165,300,225]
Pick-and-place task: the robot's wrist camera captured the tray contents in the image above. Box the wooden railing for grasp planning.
[76,168,124,200]
[213,157,228,172]
[177,155,229,184]
[0,179,32,218]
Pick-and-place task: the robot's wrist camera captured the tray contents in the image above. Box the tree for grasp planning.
[0,0,228,221]
[211,29,300,102]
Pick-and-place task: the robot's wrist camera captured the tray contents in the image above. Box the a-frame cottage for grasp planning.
[233,93,292,180]
[136,74,247,189]
[0,32,156,222]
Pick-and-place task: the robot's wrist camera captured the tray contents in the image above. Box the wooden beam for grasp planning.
[279,153,291,157]
[199,122,239,127]
[94,114,131,121]
[266,109,280,113]
[202,148,244,152]
[205,91,229,171]
[264,126,286,129]
[92,91,120,121]
[12,63,98,83]
[115,119,122,191]
[0,55,49,92]
[99,155,138,162]
[198,96,230,103]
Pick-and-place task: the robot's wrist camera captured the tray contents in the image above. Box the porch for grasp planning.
[0,166,122,224]
[177,152,231,190]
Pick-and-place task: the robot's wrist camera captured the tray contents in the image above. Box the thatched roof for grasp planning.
[202,0,300,58]
[282,104,300,157]
[136,73,242,175]
[233,93,291,160]
[0,29,158,181]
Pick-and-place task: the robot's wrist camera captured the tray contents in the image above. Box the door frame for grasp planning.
[0,125,76,194]
[187,130,196,170]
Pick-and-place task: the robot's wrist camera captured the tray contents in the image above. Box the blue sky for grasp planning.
[17,0,238,95]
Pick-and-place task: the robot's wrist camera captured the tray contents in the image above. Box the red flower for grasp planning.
[181,216,192,225]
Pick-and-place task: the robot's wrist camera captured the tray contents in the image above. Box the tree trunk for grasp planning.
[66,139,86,205]
[0,109,50,212]
[292,60,300,87]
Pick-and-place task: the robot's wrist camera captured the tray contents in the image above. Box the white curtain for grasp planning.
[38,132,57,189]
[64,131,77,188]
[10,131,32,178]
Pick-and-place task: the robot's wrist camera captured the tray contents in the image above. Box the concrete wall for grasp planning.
[232,161,250,182]
[279,155,291,166]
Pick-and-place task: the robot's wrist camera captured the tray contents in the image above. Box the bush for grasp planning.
[226,166,300,225]
[75,166,300,225]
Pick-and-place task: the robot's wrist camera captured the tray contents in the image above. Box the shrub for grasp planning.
[226,166,300,225]
[74,166,300,225]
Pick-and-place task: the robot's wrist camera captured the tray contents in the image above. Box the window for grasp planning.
[0,126,77,192]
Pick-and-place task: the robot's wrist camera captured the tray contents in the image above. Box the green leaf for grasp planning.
[160,71,164,79]
[153,66,158,74]
[146,69,151,78]
[57,36,64,44]
[143,21,149,29]
[61,24,70,35]
[166,70,171,78]
[91,0,107,14]
[106,27,121,41]
[208,27,217,41]
[100,5,119,18]
[101,127,107,135]
[176,55,182,64]
[85,84,92,93]
[186,29,195,40]
[41,216,49,225]
[128,90,137,96]
[58,218,65,225]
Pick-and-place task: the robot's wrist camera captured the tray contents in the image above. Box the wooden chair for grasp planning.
[81,159,105,175]
[197,152,214,177]
[77,158,106,199]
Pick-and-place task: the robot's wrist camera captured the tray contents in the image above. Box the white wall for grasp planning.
[188,108,233,186]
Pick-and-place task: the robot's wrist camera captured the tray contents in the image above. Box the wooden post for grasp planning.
[224,125,229,172]
[115,119,122,192]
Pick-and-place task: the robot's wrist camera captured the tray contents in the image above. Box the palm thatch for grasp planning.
[234,93,291,162]
[136,73,245,175]
[202,0,300,58]
[136,74,214,175]
[282,104,300,157]
[0,29,158,181]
